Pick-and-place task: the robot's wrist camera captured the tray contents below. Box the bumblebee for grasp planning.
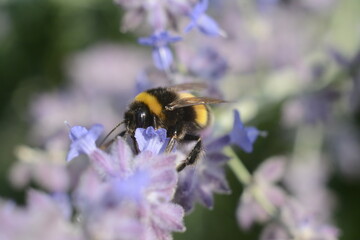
[102,83,225,171]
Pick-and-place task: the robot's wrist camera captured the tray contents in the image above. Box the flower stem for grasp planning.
[224,147,251,185]
[224,147,276,216]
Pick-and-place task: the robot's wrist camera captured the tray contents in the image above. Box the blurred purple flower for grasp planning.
[134,127,170,154]
[283,89,339,126]
[260,223,289,240]
[302,89,339,124]
[328,124,360,180]
[229,110,265,153]
[115,0,193,31]
[256,0,280,12]
[0,190,82,240]
[138,31,181,70]
[261,199,339,240]
[237,156,287,229]
[284,157,336,222]
[329,48,360,113]
[66,44,146,96]
[174,135,231,212]
[189,47,228,81]
[30,89,121,145]
[10,142,69,193]
[185,0,224,37]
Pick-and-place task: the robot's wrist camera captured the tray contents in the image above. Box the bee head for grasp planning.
[124,103,153,134]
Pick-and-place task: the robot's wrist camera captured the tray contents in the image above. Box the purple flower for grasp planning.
[284,157,336,222]
[174,135,231,212]
[189,47,228,81]
[329,48,360,113]
[73,131,185,239]
[67,124,104,161]
[229,110,265,153]
[67,124,120,177]
[0,190,82,240]
[115,0,193,31]
[236,157,287,230]
[134,127,170,154]
[256,0,280,12]
[10,144,70,192]
[138,31,181,70]
[261,199,340,240]
[185,0,225,37]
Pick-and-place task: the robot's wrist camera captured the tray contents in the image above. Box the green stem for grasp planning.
[225,147,251,185]
[225,147,276,216]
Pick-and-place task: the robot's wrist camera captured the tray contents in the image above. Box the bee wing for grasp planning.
[165,97,227,111]
[167,82,207,92]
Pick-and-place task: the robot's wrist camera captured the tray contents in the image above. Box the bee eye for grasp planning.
[136,111,147,127]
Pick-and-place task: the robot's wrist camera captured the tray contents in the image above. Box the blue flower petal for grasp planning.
[66,147,81,162]
[87,124,104,142]
[153,46,173,70]
[184,21,196,33]
[67,124,104,161]
[197,15,222,36]
[138,31,181,70]
[229,110,262,153]
[134,127,169,154]
[138,36,156,46]
[138,31,181,48]
[191,0,208,17]
[245,126,261,144]
[69,126,88,142]
[185,0,223,37]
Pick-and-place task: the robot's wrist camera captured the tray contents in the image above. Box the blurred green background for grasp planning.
[0,0,360,239]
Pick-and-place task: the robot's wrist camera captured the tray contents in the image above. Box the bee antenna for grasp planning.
[99,121,125,146]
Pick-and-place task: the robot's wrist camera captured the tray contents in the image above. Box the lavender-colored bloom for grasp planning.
[237,156,287,229]
[189,47,228,81]
[67,44,147,96]
[174,110,264,212]
[72,129,185,239]
[302,89,339,124]
[283,89,339,126]
[0,190,82,240]
[10,143,69,192]
[261,199,340,240]
[174,135,231,212]
[67,124,119,177]
[115,0,193,31]
[256,0,280,12]
[134,127,170,154]
[67,124,104,161]
[284,157,336,222]
[229,109,264,153]
[138,31,181,48]
[260,223,289,240]
[185,0,224,37]
[201,110,263,154]
[138,31,181,70]
[329,48,360,113]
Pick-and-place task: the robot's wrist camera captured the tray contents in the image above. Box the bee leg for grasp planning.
[132,135,140,154]
[165,130,178,153]
[177,134,202,172]
[99,130,126,150]
[153,115,158,129]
